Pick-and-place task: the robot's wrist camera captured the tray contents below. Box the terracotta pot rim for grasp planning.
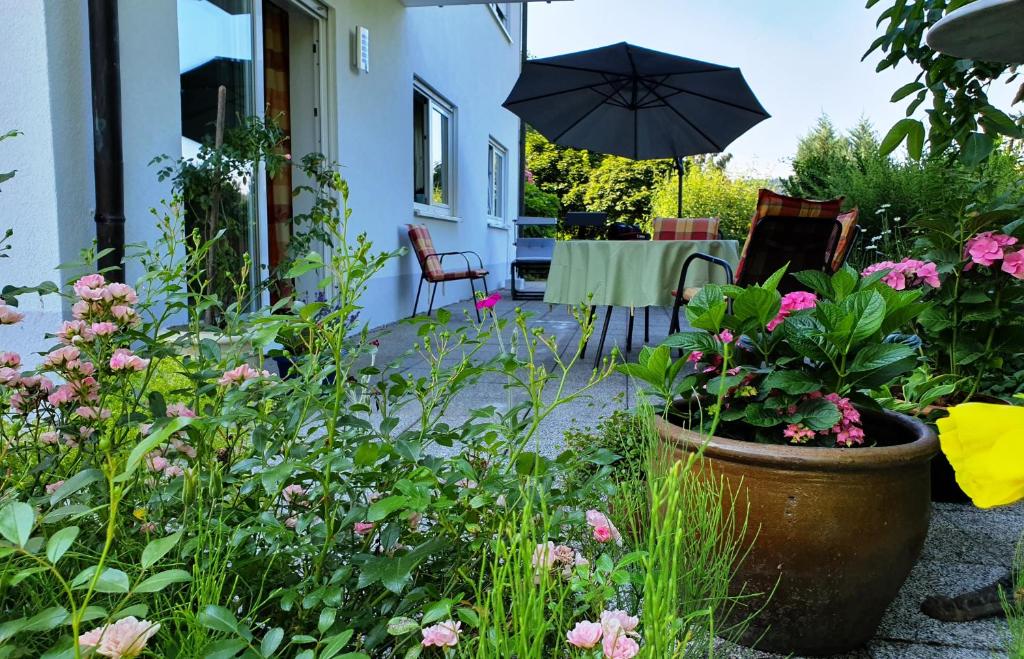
[657,406,938,472]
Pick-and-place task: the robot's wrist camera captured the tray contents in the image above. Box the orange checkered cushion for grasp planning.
[407,224,444,281]
[831,209,859,271]
[652,217,720,241]
[736,189,844,282]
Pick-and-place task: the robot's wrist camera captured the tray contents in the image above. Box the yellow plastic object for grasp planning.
[936,403,1024,509]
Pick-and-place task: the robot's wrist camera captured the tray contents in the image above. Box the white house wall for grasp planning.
[325,0,521,328]
[0,0,521,362]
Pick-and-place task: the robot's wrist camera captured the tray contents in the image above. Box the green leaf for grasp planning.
[318,607,337,634]
[890,81,924,102]
[845,291,887,346]
[792,270,832,297]
[49,469,104,507]
[23,607,69,632]
[0,502,35,548]
[319,629,354,659]
[71,566,130,593]
[761,370,820,395]
[367,496,410,523]
[45,527,79,564]
[685,284,727,332]
[141,531,183,570]
[205,639,248,659]
[260,628,284,657]
[732,286,781,328]
[199,605,244,636]
[831,266,858,301]
[387,617,420,636]
[960,132,994,167]
[115,416,193,483]
[798,398,842,432]
[357,539,444,594]
[906,120,925,160]
[134,569,192,593]
[879,118,921,156]
[848,343,916,373]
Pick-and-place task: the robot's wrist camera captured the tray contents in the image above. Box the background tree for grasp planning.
[525,127,601,214]
[582,156,674,223]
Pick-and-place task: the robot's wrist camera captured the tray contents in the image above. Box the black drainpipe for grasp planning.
[518,1,528,217]
[88,0,126,283]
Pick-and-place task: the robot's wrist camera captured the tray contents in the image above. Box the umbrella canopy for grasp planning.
[503,42,769,216]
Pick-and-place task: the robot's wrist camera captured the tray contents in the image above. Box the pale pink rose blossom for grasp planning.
[602,632,640,659]
[165,403,196,418]
[73,274,106,298]
[77,616,160,658]
[421,620,461,648]
[217,364,269,387]
[111,305,138,324]
[90,321,118,337]
[71,300,92,320]
[163,465,185,478]
[139,522,157,534]
[586,510,622,544]
[0,303,25,325]
[109,348,149,372]
[57,320,95,344]
[40,431,59,445]
[0,352,20,368]
[43,346,80,369]
[0,367,20,386]
[353,521,375,535]
[285,516,298,529]
[532,541,556,571]
[76,406,111,421]
[48,385,78,407]
[104,282,139,304]
[146,454,169,472]
[600,610,639,634]
[282,484,306,503]
[566,621,603,649]
[170,439,197,459]
[45,480,65,495]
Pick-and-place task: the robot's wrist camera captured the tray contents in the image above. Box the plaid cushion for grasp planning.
[652,217,720,241]
[407,224,447,281]
[831,209,859,270]
[736,189,844,281]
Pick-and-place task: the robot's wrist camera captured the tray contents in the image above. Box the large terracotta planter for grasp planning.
[657,408,938,656]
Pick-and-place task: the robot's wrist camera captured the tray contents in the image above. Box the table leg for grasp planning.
[644,307,649,344]
[594,306,613,369]
[626,308,634,353]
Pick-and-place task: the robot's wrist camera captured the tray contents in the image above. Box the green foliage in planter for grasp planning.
[620,265,927,446]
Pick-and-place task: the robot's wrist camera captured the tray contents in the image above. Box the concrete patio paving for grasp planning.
[366,290,1019,659]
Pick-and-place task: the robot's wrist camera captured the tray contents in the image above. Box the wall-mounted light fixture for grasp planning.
[352,26,370,73]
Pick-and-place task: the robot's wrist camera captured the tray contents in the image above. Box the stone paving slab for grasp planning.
[365,291,1019,658]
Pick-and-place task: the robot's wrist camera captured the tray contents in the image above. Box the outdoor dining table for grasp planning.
[543,239,741,364]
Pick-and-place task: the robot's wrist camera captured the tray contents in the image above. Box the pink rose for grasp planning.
[602,632,640,659]
[0,303,25,325]
[165,403,196,418]
[566,621,603,649]
[218,364,270,387]
[1002,250,1024,280]
[421,620,461,648]
[90,321,118,337]
[0,352,20,368]
[585,510,622,544]
[57,320,95,344]
[43,346,80,369]
[40,431,59,445]
[109,348,149,372]
[0,367,20,387]
[146,454,169,472]
[48,385,77,407]
[282,484,306,503]
[353,521,375,536]
[45,480,65,495]
[78,616,159,658]
[163,465,185,478]
[600,610,639,633]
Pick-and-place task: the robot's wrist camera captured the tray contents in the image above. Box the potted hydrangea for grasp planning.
[619,265,937,655]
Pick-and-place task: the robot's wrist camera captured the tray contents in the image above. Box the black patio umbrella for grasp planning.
[503,42,769,217]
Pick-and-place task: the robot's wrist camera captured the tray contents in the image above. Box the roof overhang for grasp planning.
[401,0,571,6]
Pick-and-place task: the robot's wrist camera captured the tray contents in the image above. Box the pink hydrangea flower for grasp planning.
[1002,250,1024,280]
[566,621,603,649]
[783,423,815,444]
[767,291,818,332]
[686,350,703,364]
[475,292,501,310]
[717,329,734,344]
[825,393,865,447]
[585,510,622,544]
[45,480,65,495]
[353,521,375,535]
[965,232,1018,267]
[863,259,941,290]
[421,620,461,648]
[78,616,160,658]
[109,348,149,372]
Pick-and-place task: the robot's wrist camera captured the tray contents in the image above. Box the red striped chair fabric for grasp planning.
[831,209,860,271]
[652,217,720,241]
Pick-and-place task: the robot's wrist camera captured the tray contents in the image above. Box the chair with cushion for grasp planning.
[668,204,843,334]
[652,217,722,241]
[831,209,861,270]
[407,224,489,322]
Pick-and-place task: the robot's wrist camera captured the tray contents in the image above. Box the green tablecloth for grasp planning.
[543,240,741,308]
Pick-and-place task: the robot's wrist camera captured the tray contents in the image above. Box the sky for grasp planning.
[526,0,1017,179]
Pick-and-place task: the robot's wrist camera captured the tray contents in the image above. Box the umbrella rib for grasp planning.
[626,45,640,159]
[638,78,723,152]
[656,79,770,116]
[504,78,629,106]
[551,77,630,144]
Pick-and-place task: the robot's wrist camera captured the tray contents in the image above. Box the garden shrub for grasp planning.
[650,165,765,240]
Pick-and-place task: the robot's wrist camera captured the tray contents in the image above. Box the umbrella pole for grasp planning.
[675,156,685,218]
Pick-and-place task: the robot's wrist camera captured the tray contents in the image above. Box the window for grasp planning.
[487,140,507,224]
[413,84,455,213]
[489,3,512,37]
